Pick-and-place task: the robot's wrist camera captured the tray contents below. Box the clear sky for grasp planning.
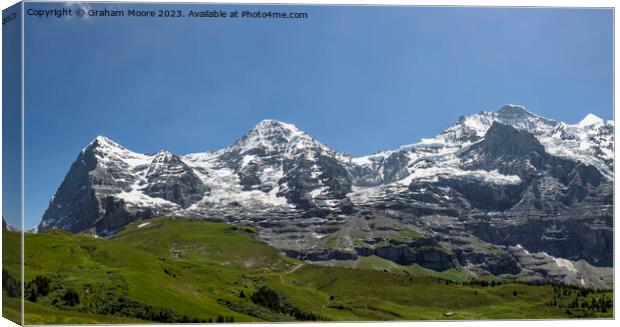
[3,2,21,229]
[22,3,612,228]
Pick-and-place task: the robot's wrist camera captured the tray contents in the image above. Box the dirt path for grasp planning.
[285,263,304,275]
[279,263,304,283]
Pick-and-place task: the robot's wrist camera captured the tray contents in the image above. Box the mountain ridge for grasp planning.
[73,107,613,186]
[37,105,614,288]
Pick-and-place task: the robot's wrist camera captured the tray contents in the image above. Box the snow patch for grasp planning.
[553,257,577,273]
[515,244,531,255]
[578,113,604,127]
[310,187,328,198]
[117,189,178,208]
[402,166,521,186]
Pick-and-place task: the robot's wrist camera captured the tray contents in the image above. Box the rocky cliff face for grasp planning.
[143,151,206,207]
[37,105,614,288]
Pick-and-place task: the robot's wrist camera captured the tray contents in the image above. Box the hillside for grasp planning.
[3,217,613,324]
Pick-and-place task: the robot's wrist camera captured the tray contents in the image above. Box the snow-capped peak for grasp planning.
[227,119,322,156]
[82,135,124,152]
[255,119,301,133]
[436,104,557,145]
[250,119,308,143]
[148,150,177,166]
[497,104,535,117]
[94,135,119,145]
[80,135,153,172]
[153,149,174,157]
[578,113,604,127]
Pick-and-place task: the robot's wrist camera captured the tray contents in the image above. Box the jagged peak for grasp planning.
[578,113,604,127]
[496,104,534,116]
[95,135,110,141]
[436,105,559,145]
[253,119,303,136]
[94,135,118,144]
[149,150,178,164]
[153,149,175,156]
[80,136,150,169]
[226,119,318,155]
[82,135,124,152]
[496,104,557,127]
[257,119,293,127]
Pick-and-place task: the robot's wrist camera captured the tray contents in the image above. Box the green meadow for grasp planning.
[2,217,613,324]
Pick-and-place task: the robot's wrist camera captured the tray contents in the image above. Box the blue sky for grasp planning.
[22,3,612,228]
[3,2,21,229]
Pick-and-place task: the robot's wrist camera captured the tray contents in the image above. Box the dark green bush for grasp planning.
[2,269,20,298]
[25,275,51,302]
[250,286,319,321]
[61,290,80,306]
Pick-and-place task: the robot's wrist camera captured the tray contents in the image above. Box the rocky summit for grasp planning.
[38,105,614,288]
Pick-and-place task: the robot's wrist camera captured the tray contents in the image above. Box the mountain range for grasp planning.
[37,105,614,288]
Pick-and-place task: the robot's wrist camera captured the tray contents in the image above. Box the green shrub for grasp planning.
[61,290,80,306]
[250,286,319,321]
[2,269,20,298]
[25,275,51,302]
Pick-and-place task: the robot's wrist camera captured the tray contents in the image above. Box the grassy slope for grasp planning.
[2,228,22,325]
[2,217,613,324]
[3,296,144,325]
